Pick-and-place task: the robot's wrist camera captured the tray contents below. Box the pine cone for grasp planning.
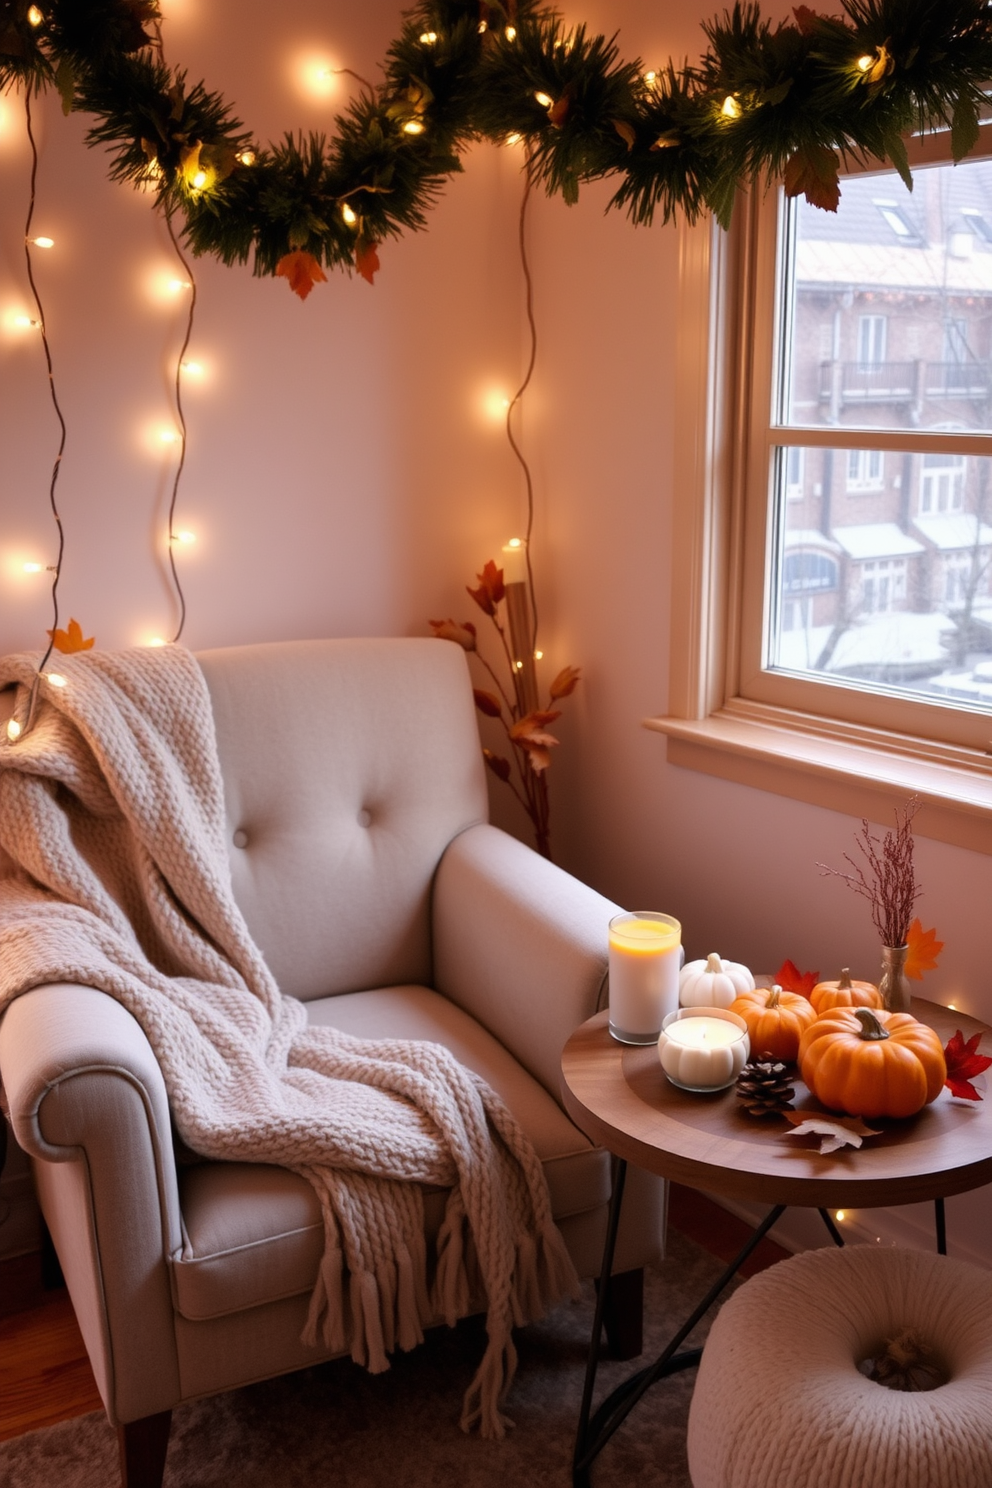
[736,1057,796,1117]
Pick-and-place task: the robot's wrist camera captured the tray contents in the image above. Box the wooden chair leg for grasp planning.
[118,1410,172,1488]
[599,1265,644,1360]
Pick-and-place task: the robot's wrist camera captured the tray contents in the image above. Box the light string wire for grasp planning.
[23,88,67,719]
[505,151,538,656]
[163,203,195,643]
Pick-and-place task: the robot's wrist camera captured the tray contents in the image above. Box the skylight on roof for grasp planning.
[874,200,919,240]
[961,208,992,244]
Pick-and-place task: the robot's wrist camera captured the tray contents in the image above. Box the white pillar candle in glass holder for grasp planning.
[608,912,682,1045]
[658,1007,750,1092]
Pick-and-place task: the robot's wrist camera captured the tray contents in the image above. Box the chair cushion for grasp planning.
[197,639,488,1003]
[171,987,608,1321]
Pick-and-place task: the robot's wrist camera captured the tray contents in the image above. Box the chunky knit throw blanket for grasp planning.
[0,646,578,1438]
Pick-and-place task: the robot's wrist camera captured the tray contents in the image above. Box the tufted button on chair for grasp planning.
[0,638,666,1488]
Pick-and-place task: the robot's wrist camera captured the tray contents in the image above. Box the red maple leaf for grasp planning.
[774,958,819,1000]
[275,250,327,301]
[783,144,840,213]
[356,239,380,285]
[943,1030,992,1101]
[904,918,943,981]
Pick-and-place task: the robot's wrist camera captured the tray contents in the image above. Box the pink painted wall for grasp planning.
[2,0,992,1258]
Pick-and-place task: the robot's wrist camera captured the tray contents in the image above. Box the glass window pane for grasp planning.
[782,158,992,434]
[768,446,992,710]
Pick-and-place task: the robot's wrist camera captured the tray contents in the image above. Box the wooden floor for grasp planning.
[0,1184,789,1444]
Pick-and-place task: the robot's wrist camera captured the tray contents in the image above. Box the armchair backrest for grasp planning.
[196,638,488,1002]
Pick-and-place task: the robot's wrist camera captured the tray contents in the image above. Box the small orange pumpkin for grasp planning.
[810,968,882,1015]
[729,984,817,1063]
[798,1007,946,1119]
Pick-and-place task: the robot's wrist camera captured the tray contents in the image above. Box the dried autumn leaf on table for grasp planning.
[549,665,581,700]
[356,240,380,285]
[275,250,327,300]
[510,709,561,773]
[774,959,819,1000]
[943,1030,992,1101]
[473,688,502,718]
[783,1111,881,1155]
[783,143,840,212]
[428,619,477,651]
[905,919,944,981]
[466,560,505,616]
[48,618,94,654]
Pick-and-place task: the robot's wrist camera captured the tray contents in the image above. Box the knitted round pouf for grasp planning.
[687,1245,992,1488]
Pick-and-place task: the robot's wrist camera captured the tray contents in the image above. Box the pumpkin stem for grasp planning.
[839,968,852,990]
[768,985,782,1009]
[706,953,723,972]
[854,1008,890,1041]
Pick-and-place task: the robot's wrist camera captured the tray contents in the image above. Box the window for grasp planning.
[656,126,992,855]
[846,449,884,491]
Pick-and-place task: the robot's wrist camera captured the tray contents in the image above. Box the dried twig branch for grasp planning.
[818,798,922,947]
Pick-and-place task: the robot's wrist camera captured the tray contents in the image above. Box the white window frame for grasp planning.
[650,126,992,857]
[846,448,885,492]
[857,314,887,366]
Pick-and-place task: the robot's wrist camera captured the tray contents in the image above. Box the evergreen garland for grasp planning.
[2,0,992,290]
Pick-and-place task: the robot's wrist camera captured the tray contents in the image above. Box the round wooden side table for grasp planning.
[560,999,992,1487]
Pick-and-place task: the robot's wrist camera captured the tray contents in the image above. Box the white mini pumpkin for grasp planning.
[679,952,755,1009]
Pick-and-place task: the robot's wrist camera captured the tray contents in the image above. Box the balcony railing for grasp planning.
[819,360,992,405]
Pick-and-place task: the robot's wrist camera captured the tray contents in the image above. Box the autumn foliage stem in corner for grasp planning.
[429,559,580,861]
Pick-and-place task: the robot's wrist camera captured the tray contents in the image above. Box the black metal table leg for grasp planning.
[573,1195,787,1488]
[935,1197,947,1255]
[818,1207,845,1246]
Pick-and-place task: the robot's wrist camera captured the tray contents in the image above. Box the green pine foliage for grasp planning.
[4,0,992,284]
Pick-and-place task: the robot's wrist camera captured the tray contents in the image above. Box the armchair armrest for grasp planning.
[0,983,183,1421]
[432,824,621,1099]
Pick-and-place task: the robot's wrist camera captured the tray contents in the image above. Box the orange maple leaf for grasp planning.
[356,239,380,285]
[549,665,581,700]
[466,560,505,617]
[510,709,561,773]
[428,618,477,651]
[774,958,819,1000]
[275,250,327,301]
[904,918,943,981]
[48,618,95,654]
[783,144,840,213]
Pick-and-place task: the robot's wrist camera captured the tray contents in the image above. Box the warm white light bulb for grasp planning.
[181,360,204,376]
[6,719,21,741]
[857,53,874,72]
[477,19,488,32]
[175,530,196,545]
[341,202,358,226]
[46,673,67,688]
[644,70,657,86]
[514,660,524,670]
[507,537,522,549]
[505,132,523,146]
[402,119,425,135]
[835,1210,846,1222]
[149,637,168,648]
[14,314,40,329]
[504,25,516,40]
[236,149,256,166]
[160,429,180,444]
[419,30,437,44]
[534,91,554,109]
[721,95,741,119]
[534,649,544,660]
[168,278,191,293]
[192,170,208,190]
[22,561,43,573]
[29,235,54,248]
[27,5,43,24]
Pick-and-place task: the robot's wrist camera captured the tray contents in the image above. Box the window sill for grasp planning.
[644,699,992,855]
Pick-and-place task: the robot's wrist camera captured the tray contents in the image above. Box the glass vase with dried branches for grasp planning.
[429,559,579,861]
[819,798,922,1012]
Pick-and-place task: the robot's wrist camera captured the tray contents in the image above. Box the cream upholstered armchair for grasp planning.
[0,638,665,1488]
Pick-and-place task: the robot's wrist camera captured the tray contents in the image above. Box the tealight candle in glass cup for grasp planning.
[608,912,682,1045]
[658,1007,750,1092]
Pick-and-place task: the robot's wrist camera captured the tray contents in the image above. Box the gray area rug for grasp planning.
[0,1231,736,1487]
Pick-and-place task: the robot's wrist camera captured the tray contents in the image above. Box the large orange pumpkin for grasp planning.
[729,984,817,1063]
[798,1008,946,1119]
[810,968,882,1015]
